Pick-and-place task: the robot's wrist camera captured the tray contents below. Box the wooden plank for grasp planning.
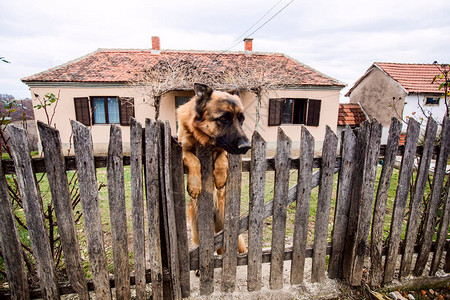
[399,117,438,278]
[144,119,163,300]
[430,180,450,275]
[0,159,30,300]
[171,137,190,298]
[222,153,242,292]
[71,120,111,299]
[384,119,420,283]
[290,126,314,284]
[37,122,89,300]
[196,145,215,295]
[328,125,357,280]
[247,132,267,292]
[350,119,382,286]
[414,117,450,276]
[163,121,181,300]
[269,128,291,290]
[107,125,131,299]
[129,118,146,300]
[311,126,338,283]
[369,118,402,285]
[342,121,370,283]
[7,125,60,299]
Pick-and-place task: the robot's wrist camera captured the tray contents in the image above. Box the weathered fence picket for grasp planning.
[129,118,146,300]
[196,145,215,295]
[37,122,89,300]
[311,126,338,283]
[144,119,163,300]
[163,121,182,300]
[399,117,438,278]
[370,118,402,286]
[384,119,420,283]
[7,125,60,300]
[329,125,356,280]
[222,153,243,292]
[430,179,450,275]
[0,159,30,300]
[1,116,449,299]
[247,131,267,291]
[71,120,111,300]
[171,137,191,298]
[290,126,314,284]
[414,117,450,276]
[269,128,291,290]
[107,125,131,299]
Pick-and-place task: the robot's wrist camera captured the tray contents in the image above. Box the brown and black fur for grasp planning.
[177,83,250,254]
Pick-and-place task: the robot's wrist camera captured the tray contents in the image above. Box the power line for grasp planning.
[223,0,285,51]
[222,0,295,54]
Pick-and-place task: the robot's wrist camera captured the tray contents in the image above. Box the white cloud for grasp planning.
[1,0,449,99]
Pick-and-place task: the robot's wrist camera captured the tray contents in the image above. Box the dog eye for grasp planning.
[238,115,245,125]
[219,116,230,125]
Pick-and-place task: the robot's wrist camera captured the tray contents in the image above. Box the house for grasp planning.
[336,103,367,135]
[346,62,447,143]
[22,37,345,154]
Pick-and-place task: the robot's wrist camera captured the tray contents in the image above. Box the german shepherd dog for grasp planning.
[177,83,251,255]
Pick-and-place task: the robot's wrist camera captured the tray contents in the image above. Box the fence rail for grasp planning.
[0,117,449,299]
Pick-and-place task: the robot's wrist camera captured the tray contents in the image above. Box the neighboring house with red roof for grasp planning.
[336,103,367,144]
[346,62,447,142]
[22,37,345,153]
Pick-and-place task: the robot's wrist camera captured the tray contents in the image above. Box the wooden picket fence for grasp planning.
[0,116,449,299]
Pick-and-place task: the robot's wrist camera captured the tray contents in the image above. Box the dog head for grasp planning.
[193,83,251,154]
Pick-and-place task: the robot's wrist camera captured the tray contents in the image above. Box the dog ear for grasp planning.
[194,83,213,116]
[227,87,240,97]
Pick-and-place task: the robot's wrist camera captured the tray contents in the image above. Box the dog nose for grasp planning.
[237,139,251,154]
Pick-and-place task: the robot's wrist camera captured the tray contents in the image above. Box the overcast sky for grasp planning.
[1,0,449,100]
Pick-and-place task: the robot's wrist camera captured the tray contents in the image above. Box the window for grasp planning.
[268,98,321,127]
[175,96,191,109]
[73,97,134,126]
[425,97,440,105]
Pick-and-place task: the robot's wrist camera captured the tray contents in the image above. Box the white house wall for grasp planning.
[402,94,447,132]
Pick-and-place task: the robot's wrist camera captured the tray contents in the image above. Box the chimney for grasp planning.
[151,36,160,54]
[244,38,253,54]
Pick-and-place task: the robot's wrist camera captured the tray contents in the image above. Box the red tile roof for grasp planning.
[347,62,446,96]
[337,103,367,126]
[21,49,344,88]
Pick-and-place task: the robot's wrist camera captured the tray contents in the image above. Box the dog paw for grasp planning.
[187,175,202,198]
[214,170,227,189]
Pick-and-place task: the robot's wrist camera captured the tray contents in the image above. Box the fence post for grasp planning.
[311,126,338,283]
[107,125,131,299]
[384,119,420,283]
[7,125,60,299]
[247,131,267,291]
[222,153,243,292]
[71,120,111,299]
[430,179,450,275]
[171,136,190,298]
[163,121,182,299]
[130,118,146,300]
[399,117,438,278]
[369,118,402,286]
[196,144,215,295]
[291,126,314,284]
[329,125,356,279]
[0,158,30,299]
[343,119,382,286]
[414,117,450,276]
[37,122,89,299]
[269,128,291,290]
[144,119,163,300]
